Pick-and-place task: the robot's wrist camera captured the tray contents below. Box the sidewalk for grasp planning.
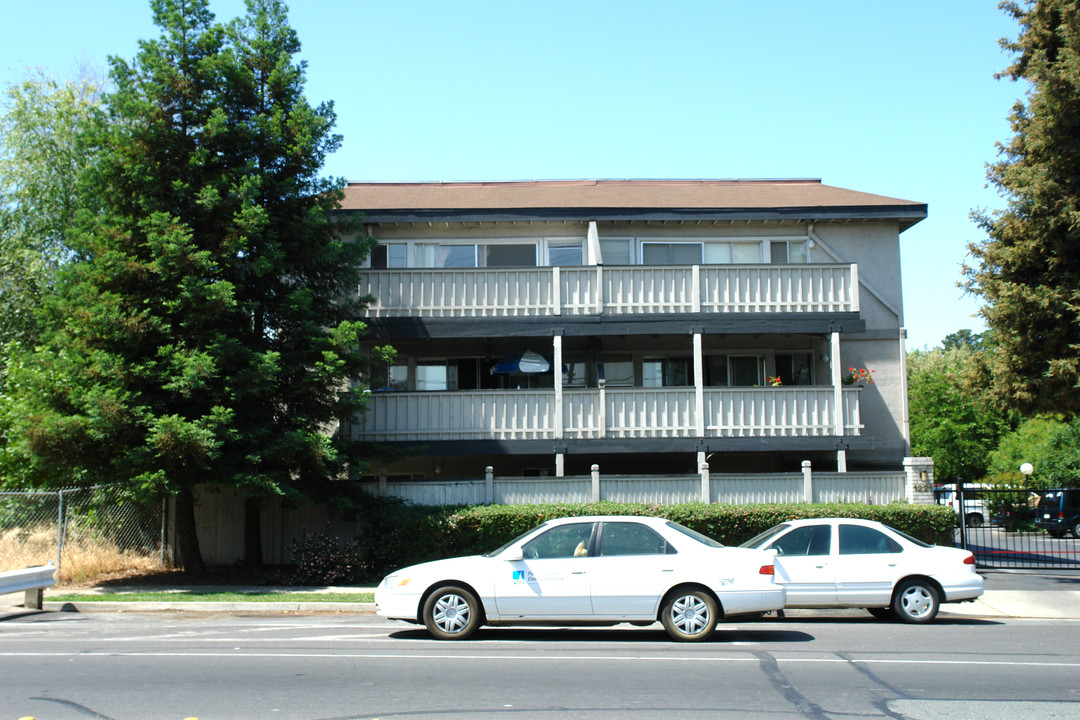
[3,581,1079,619]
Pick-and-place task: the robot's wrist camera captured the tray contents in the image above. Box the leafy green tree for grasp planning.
[985,415,1080,488]
[965,0,1080,414]
[5,0,375,571]
[907,342,1011,484]
[0,70,102,346]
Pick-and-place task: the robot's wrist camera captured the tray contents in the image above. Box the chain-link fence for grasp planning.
[0,485,168,584]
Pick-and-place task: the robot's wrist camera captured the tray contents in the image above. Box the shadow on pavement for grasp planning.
[389,626,816,643]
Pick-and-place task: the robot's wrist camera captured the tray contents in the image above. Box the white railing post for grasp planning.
[802,460,813,502]
[552,266,561,316]
[378,468,388,496]
[591,464,601,502]
[598,379,607,438]
[485,466,494,504]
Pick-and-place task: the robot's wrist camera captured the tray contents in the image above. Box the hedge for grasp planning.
[325,497,956,583]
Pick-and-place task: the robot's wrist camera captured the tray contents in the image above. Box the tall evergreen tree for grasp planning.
[966,0,1080,414]
[7,0,373,571]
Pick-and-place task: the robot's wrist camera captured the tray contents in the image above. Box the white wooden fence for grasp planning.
[192,468,906,565]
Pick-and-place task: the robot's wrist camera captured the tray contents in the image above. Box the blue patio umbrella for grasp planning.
[490,350,551,374]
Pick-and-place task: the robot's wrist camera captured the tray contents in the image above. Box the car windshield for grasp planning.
[738,523,790,548]
[484,524,547,557]
[665,521,724,548]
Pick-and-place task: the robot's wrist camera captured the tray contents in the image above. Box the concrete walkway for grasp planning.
[3,572,1078,619]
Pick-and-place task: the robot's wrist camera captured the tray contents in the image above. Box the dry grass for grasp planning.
[1,524,165,586]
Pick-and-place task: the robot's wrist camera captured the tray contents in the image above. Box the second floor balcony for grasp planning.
[358,263,860,318]
[355,386,863,444]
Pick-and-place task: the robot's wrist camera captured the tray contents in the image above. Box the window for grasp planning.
[562,358,587,388]
[548,241,583,266]
[417,243,538,268]
[370,244,407,268]
[770,240,808,264]
[643,357,689,387]
[838,525,902,555]
[600,238,632,265]
[416,361,458,391]
[598,354,634,387]
[729,355,764,386]
[704,356,728,387]
[768,525,831,556]
[598,522,674,556]
[642,242,702,265]
[369,362,408,391]
[703,241,761,264]
[418,244,477,268]
[484,243,536,267]
[522,522,594,559]
[775,353,813,386]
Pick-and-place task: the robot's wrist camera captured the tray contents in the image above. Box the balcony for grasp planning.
[358,264,859,318]
[356,386,863,443]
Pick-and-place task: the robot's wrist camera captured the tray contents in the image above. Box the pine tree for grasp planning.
[966,0,1080,414]
[8,0,374,571]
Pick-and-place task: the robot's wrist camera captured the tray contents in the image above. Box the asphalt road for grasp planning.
[2,609,1078,719]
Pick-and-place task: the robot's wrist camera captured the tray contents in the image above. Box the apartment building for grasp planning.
[340,179,926,480]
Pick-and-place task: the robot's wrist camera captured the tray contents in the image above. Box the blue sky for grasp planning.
[1,1,1024,349]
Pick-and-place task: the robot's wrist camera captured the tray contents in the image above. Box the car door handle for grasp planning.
[570,571,586,575]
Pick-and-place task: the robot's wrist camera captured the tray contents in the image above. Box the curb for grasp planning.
[42,600,377,614]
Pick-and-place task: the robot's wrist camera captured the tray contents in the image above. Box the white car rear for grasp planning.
[740,517,984,623]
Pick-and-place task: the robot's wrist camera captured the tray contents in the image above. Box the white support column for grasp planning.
[830,332,847,473]
[555,453,565,478]
[553,334,564,440]
[485,466,494,504]
[586,220,601,265]
[591,464,601,502]
[802,460,813,502]
[693,332,705,438]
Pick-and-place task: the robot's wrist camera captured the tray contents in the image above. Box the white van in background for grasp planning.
[937,483,989,528]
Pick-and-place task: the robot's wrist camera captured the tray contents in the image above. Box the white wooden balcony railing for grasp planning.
[358,264,859,317]
[356,387,862,442]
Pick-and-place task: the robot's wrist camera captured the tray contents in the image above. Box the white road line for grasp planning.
[1,651,1078,668]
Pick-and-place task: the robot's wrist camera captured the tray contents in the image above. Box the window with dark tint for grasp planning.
[599,522,674,556]
[522,522,594,559]
[769,525,831,556]
[838,525,902,555]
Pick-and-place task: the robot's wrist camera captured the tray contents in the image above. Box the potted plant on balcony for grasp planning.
[842,367,875,386]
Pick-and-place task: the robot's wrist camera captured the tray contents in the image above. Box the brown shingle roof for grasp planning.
[339,179,926,229]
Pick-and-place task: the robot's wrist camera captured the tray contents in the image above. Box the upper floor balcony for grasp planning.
[358,263,860,319]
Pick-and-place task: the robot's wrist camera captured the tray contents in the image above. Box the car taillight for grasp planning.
[1058,512,1065,519]
[760,565,775,575]
[963,554,975,565]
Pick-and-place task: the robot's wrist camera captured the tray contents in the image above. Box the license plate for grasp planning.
[1043,513,1051,519]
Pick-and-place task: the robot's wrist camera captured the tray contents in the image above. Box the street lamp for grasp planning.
[1020,462,1034,478]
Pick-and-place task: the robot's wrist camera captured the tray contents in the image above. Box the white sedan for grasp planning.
[376,515,785,641]
[739,518,985,623]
